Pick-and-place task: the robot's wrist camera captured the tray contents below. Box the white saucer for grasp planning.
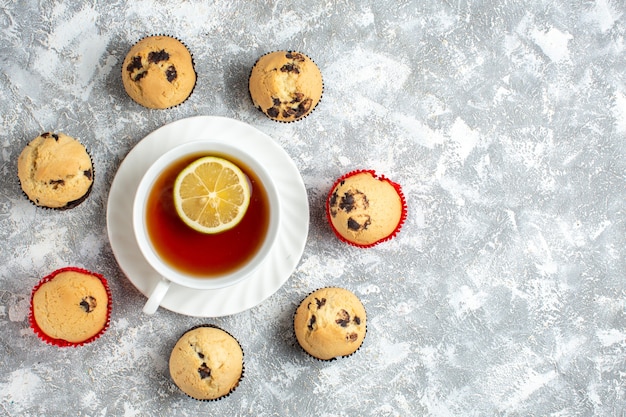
[106,116,309,317]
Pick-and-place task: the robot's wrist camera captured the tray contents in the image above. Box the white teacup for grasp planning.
[133,141,280,314]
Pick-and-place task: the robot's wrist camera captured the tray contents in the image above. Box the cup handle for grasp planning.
[142,277,171,315]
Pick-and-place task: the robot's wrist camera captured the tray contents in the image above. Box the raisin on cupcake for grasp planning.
[30,267,111,347]
[327,170,407,248]
[249,51,323,122]
[294,287,367,361]
[169,325,244,401]
[122,35,196,109]
[17,132,94,210]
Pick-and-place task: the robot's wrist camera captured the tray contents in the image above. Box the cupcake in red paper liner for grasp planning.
[169,325,244,401]
[294,287,367,361]
[326,170,407,248]
[29,267,111,347]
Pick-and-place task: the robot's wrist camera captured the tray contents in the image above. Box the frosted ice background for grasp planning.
[1,1,625,416]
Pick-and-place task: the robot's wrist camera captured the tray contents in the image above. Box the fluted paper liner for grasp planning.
[248,50,324,123]
[18,133,95,210]
[29,266,112,347]
[121,34,197,110]
[293,287,367,362]
[326,169,407,248]
[170,324,245,401]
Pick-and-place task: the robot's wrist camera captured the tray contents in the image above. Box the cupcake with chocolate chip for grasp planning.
[294,287,367,361]
[17,132,94,210]
[327,170,407,248]
[169,325,244,401]
[30,267,111,347]
[121,35,196,109]
[249,50,323,122]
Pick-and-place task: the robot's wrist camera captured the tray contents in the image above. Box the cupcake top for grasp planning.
[169,326,244,401]
[17,132,94,209]
[30,267,111,346]
[327,170,406,247]
[249,51,323,122]
[294,287,367,360]
[121,35,196,109]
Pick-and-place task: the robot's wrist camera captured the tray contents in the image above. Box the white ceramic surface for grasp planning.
[132,140,281,313]
[106,116,309,317]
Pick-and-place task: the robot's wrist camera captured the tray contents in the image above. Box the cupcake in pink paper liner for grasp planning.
[326,170,407,248]
[29,267,112,347]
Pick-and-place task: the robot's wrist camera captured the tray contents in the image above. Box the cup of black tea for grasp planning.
[133,141,280,314]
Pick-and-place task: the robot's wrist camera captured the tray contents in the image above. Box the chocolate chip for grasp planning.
[165,65,177,82]
[280,63,300,74]
[294,98,312,118]
[285,52,305,62]
[347,216,371,231]
[49,179,65,189]
[329,191,338,216]
[347,332,358,342]
[308,315,316,330]
[336,309,350,327]
[41,132,59,140]
[79,296,97,312]
[267,107,279,118]
[197,352,205,359]
[347,218,360,231]
[126,56,143,72]
[339,191,361,212]
[339,192,355,211]
[315,297,326,308]
[198,363,211,379]
[354,316,361,325]
[272,97,281,106]
[291,92,305,103]
[148,50,169,64]
[133,71,147,82]
[84,169,92,180]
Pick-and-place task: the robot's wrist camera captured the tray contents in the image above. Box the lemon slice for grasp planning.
[173,156,251,234]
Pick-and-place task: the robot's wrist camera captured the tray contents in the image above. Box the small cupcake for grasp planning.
[294,287,367,361]
[327,170,407,248]
[17,132,94,210]
[30,267,111,347]
[169,325,244,401]
[249,50,323,122]
[121,35,196,109]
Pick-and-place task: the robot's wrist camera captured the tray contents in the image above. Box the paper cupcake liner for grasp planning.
[248,50,324,123]
[29,266,112,348]
[173,324,245,401]
[292,287,367,362]
[18,133,95,211]
[326,169,408,248]
[122,34,197,110]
